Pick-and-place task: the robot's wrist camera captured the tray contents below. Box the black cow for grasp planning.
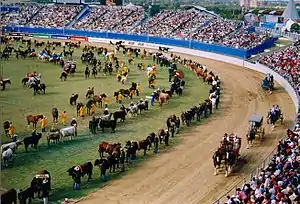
[137,101,149,113]
[1,188,17,204]
[18,186,34,204]
[23,132,42,152]
[98,119,116,133]
[31,170,51,198]
[113,110,127,122]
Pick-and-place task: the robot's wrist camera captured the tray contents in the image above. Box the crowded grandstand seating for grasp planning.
[0,3,275,50]
[1,3,43,26]
[173,12,213,40]
[28,4,83,28]
[222,29,272,49]
[74,6,144,32]
[225,128,299,203]
[133,9,206,38]
[258,42,300,93]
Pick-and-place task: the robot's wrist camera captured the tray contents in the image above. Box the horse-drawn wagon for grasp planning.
[261,73,274,94]
[247,115,265,147]
[213,134,241,177]
[267,105,283,125]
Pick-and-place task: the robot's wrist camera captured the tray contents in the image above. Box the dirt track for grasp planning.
[74,53,295,204]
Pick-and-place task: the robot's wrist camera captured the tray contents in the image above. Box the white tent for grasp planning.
[282,0,300,20]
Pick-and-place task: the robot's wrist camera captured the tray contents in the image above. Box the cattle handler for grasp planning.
[60,111,67,125]
[117,92,124,104]
[41,116,47,132]
[8,122,17,142]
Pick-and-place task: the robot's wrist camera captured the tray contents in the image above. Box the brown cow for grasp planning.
[158,93,171,107]
[26,114,43,129]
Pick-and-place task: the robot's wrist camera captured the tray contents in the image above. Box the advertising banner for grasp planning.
[51,34,69,40]
[70,35,87,41]
[32,33,50,39]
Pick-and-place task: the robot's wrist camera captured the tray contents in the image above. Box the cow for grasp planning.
[1,140,22,153]
[1,188,17,204]
[60,126,76,141]
[2,148,13,167]
[18,186,34,204]
[31,170,51,198]
[98,119,116,133]
[23,132,42,152]
[46,131,60,146]
[113,110,127,122]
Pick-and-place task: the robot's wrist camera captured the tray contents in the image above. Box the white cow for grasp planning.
[1,140,22,153]
[60,126,76,141]
[2,148,13,167]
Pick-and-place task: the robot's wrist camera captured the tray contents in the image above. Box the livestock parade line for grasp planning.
[1,37,221,203]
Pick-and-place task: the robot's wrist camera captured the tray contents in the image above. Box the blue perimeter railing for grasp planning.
[3,25,278,59]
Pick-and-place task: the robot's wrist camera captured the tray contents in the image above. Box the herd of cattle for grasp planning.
[1,37,222,203]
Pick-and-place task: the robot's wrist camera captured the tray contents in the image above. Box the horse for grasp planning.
[30,83,46,95]
[92,95,103,107]
[26,114,43,129]
[0,78,11,91]
[70,94,79,105]
[86,87,94,98]
[213,148,223,176]
[52,107,59,123]
[67,162,93,183]
[158,92,171,107]
[60,72,68,81]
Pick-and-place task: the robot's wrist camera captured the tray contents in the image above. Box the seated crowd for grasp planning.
[258,42,300,93]
[74,6,144,32]
[28,4,83,28]
[0,3,273,50]
[1,3,43,26]
[133,9,206,38]
[225,128,299,203]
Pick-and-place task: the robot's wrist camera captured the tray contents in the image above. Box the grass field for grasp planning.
[0,42,210,203]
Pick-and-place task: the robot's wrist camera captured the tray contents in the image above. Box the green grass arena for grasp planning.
[0,41,211,202]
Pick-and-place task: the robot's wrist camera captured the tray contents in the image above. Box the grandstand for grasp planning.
[0,3,275,50]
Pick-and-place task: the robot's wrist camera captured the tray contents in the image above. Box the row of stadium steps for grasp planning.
[66,4,91,29]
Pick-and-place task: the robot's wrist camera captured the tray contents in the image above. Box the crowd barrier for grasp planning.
[3,25,278,59]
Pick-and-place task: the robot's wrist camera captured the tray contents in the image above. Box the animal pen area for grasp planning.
[0,39,211,202]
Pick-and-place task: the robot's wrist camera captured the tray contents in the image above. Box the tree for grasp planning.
[291,23,300,33]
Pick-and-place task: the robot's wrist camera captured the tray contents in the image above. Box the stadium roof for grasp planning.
[282,0,300,20]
